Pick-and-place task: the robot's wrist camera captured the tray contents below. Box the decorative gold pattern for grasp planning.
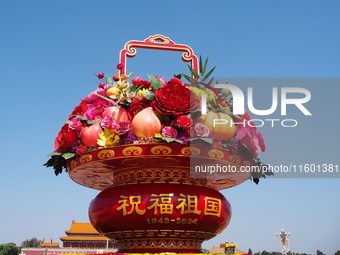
[122,146,143,156]
[150,145,172,155]
[68,144,253,190]
[208,149,224,159]
[106,229,215,240]
[148,35,172,44]
[97,149,115,159]
[106,228,212,251]
[114,238,202,251]
[229,154,241,164]
[112,168,207,187]
[121,157,181,168]
[69,160,78,169]
[181,146,200,156]
[79,154,92,164]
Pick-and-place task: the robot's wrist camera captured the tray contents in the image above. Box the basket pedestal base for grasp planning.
[89,182,232,253]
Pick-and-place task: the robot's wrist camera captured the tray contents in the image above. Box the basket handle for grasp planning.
[118,34,199,76]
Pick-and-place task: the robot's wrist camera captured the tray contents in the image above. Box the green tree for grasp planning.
[334,251,340,255]
[317,250,325,255]
[21,238,41,248]
[0,243,20,255]
[201,248,209,254]
[248,248,253,254]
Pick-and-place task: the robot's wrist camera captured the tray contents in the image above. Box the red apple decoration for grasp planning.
[80,123,102,147]
[102,105,129,122]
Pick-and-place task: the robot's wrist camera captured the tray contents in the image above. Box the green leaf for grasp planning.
[189,137,213,144]
[181,73,199,86]
[186,64,199,79]
[47,152,61,157]
[203,89,217,106]
[205,76,214,86]
[161,137,184,144]
[199,137,213,144]
[201,56,209,75]
[130,86,137,92]
[72,114,95,125]
[61,152,75,160]
[174,74,182,79]
[43,155,67,176]
[199,55,203,74]
[202,66,216,82]
[147,74,163,89]
[106,76,113,85]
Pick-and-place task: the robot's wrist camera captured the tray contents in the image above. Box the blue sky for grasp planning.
[0,0,339,254]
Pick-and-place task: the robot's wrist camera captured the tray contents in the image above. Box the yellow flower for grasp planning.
[107,87,122,100]
[97,128,120,147]
[154,132,163,138]
[137,88,151,99]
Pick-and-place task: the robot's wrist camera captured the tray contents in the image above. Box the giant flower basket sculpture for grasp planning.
[45,35,269,253]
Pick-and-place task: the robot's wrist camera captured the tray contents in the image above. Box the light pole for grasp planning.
[276,229,290,255]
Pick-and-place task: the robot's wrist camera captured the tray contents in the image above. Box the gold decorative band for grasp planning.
[114,238,202,250]
[112,168,207,187]
[105,229,216,240]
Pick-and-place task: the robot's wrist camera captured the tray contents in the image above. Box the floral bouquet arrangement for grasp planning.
[44,57,270,183]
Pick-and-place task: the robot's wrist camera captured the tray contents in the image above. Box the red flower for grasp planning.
[69,101,88,117]
[54,123,79,152]
[127,97,151,120]
[173,115,193,131]
[169,77,182,86]
[152,78,191,117]
[131,76,151,89]
[76,144,88,156]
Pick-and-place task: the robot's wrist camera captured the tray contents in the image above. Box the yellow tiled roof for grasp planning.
[209,243,246,254]
[60,236,108,241]
[65,220,100,235]
[40,242,59,247]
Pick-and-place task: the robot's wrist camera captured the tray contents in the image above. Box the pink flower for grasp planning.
[84,99,111,120]
[155,75,167,86]
[194,123,210,137]
[101,115,118,129]
[69,117,82,131]
[235,112,266,158]
[115,121,131,135]
[82,84,110,103]
[162,126,178,138]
